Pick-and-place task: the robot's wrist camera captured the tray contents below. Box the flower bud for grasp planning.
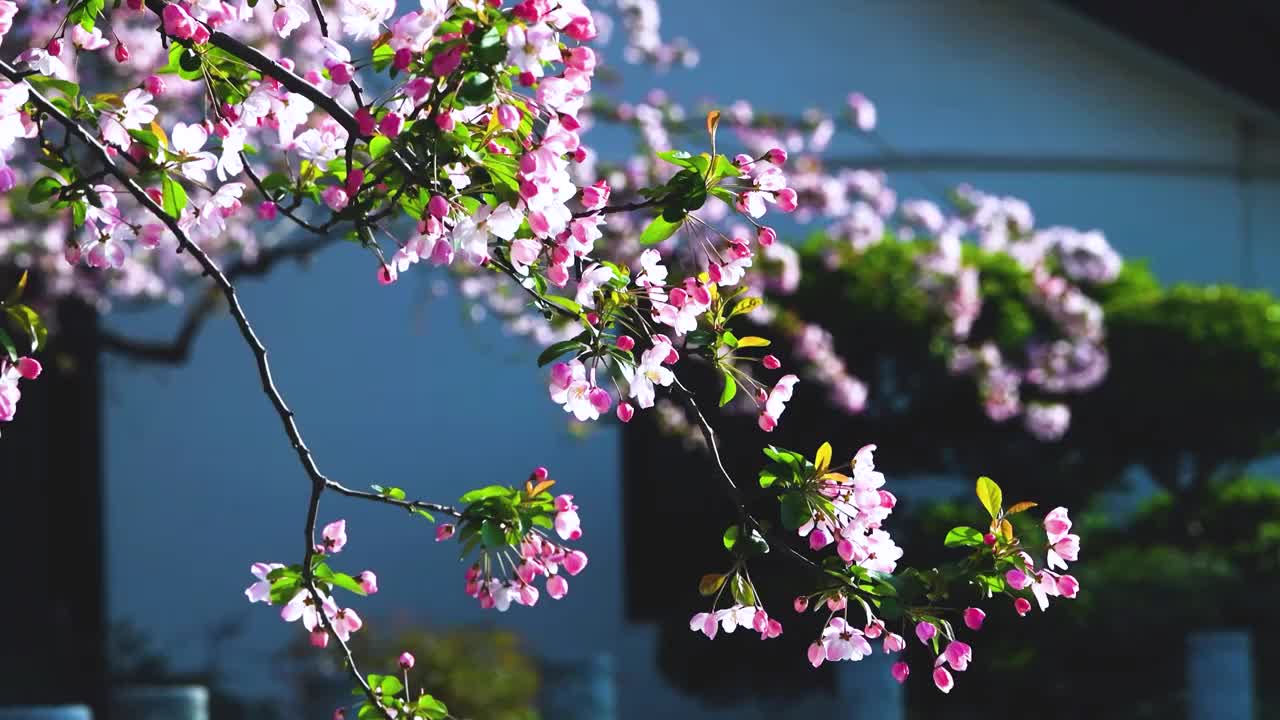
[398,652,415,670]
[47,38,63,56]
[616,402,634,423]
[615,335,635,351]
[114,42,129,63]
[762,355,781,370]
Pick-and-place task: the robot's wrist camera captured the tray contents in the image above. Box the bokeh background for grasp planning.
[5,1,1280,718]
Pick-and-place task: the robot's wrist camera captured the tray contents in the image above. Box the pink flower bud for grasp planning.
[766,147,787,165]
[432,46,462,76]
[533,466,549,481]
[884,632,907,653]
[793,596,808,613]
[585,311,600,326]
[310,631,329,648]
[546,574,568,599]
[776,187,798,213]
[982,532,996,546]
[758,226,777,246]
[16,357,42,380]
[616,402,634,423]
[328,62,353,85]
[565,47,596,72]
[762,355,781,370]
[258,201,278,220]
[1005,568,1030,590]
[393,48,413,72]
[572,147,587,163]
[377,264,396,285]
[615,335,635,351]
[114,42,129,63]
[580,180,609,211]
[915,621,936,645]
[358,571,378,594]
[563,550,588,576]
[588,387,611,413]
[322,186,350,212]
[892,661,910,684]
[333,710,345,720]
[1014,597,1032,616]
[435,112,455,131]
[963,607,986,631]
[1057,574,1080,598]
[461,19,476,34]
[518,71,535,87]
[47,38,63,56]
[497,104,520,130]
[435,524,455,542]
[354,107,376,136]
[932,666,953,693]
[379,112,403,138]
[398,652,415,670]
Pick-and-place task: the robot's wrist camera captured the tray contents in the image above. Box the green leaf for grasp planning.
[639,214,683,245]
[329,572,368,596]
[976,476,1003,519]
[698,573,727,596]
[371,43,395,72]
[779,492,810,531]
[543,295,582,316]
[758,466,779,489]
[721,330,739,348]
[28,177,62,204]
[5,270,27,305]
[537,339,586,367]
[459,485,510,504]
[415,694,449,720]
[730,573,756,606]
[458,72,495,105]
[413,508,435,522]
[472,25,507,65]
[6,305,47,351]
[943,526,985,548]
[480,521,506,549]
[707,154,742,182]
[377,675,403,697]
[722,525,740,551]
[0,327,17,363]
[655,150,694,169]
[161,175,187,218]
[718,371,737,407]
[368,135,391,159]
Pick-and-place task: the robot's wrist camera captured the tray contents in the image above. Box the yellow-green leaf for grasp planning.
[735,336,771,349]
[730,297,763,318]
[815,442,832,475]
[698,573,727,596]
[976,476,1002,520]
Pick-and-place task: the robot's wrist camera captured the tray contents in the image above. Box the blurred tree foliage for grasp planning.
[626,236,1280,711]
[288,621,541,720]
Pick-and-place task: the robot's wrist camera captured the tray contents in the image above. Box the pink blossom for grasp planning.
[1014,597,1032,616]
[1057,574,1080,598]
[1047,533,1080,570]
[758,374,799,431]
[16,357,41,380]
[942,641,972,672]
[162,3,199,41]
[691,612,719,640]
[354,108,377,136]
[1006,567,1031,589]
[821,617,872,662]
[563,550,588,576]
[322,519,347,553]
[915,621,936,645]
[776,188,799,213]
[807,642,825,667]
[379,113,404,138]
[497,105,521,130]
[258,202,278,221]
[581,180,610,210]
[322,186,349,211]
[1043,506,1072,543]
[932,666,954,693]
[553,494,582,541]
[546,574,568,599]
[244,562,283,603]
[847,92,877,132]
[892,661,910,684]
[549,359,602,422]
[883,632,906,653]
[963,607,986,631]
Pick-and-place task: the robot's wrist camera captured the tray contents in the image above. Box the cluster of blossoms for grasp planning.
[0,355,41,427]
[688,442,1081,693]
[245,519,375,649]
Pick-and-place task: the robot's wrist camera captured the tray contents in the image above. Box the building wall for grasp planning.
[100,1,1280,717]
